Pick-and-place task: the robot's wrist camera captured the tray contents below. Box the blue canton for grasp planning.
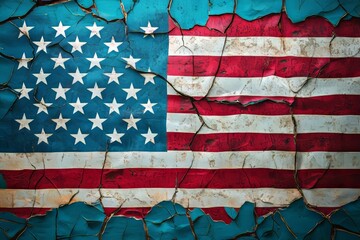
[0,1,168,152]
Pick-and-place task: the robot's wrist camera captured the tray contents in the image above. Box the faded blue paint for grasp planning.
[170,0,209,29]
[285,0,346,25]
[236,0,282,21]
[0,0,35,22]
[92,0,134,21]
[209,0,235,15]
[339,0,360,17]
[103,216,146,239]
[0,57,15,85]
[1,199,359,238]
[77,0,93,9]
[331,198,360,234]
[0,89,17,120]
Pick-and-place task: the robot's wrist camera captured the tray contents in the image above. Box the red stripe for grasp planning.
[0,206,339,222]
[3,169,359,189]
[168,132,295,151]
[167,56,360,78]
[168,133,360,152]
[168,95,360,115]
[169,14,360,37]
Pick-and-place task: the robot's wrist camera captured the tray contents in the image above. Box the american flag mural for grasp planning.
[0,0,360,237]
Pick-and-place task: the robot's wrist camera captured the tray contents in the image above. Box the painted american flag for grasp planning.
[0,0,360,222]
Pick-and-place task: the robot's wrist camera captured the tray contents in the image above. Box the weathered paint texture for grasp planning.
[1,0,360,239]
[1,198,360,239]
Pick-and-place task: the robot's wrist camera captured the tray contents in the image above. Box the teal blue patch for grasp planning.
[93,0,134,21]
[0,0,35,22]
[339,0,360,17]
[285,0,345,25]
[145,201,194,239]
[209,0,235,15]
[0,57,15,85]
[0,212,25,239]
[0,89,18,119]
[103,216,146,239]
[257,212,296,239]
[331,199,360,233]
[56,202,105,238]
[318,6,347,26]
[225,207,238,220]
[278,199,325,239]
[304,220,332,240]
[1,199,360,238]
[170,0,209,29]
[77,0,94,9]
[334,229,360,240]
[19,210,57,239]
[233,202,256,234]
[236,0,282,21]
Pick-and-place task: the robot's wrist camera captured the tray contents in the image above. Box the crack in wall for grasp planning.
[0,0,359,239]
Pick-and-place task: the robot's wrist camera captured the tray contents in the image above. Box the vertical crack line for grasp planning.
[98,200,126,240]
[98,142,110,209]
[172,151,195,202]
[290,105,305,201]
[142,219,150,240]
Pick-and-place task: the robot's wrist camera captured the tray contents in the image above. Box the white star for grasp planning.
[104,36,122,53]
[123,83,141,100]
[140,21,158,38]
[69,67,87,84]
[52,21,70,37]
[17,53,32,69]
[33,68,50,85]
[52,83,70,100]
[123,114,141,130]
[71,129,88,145]
[18,21,33,38]
[141,127,158,144]
[15,114,33,130]
[68,36,86,53]
[122,55,141,69]
[141,68,156,85]
[15,83,32,100]
[86,22,104,38]
[141,99,157,114]
[52,113,70,130]
[35,128,52,144]
[88,83,105,99]
[86,53,105,69]
[70,98,87,114]
[106,129,124,143]
[51,53,69,69]
[105,98,123,115]
[33,36,51,53]
[89,113,106,130]
[104,67,123,84]
[34,98,51,114]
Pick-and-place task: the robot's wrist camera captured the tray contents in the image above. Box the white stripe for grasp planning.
[296,115,360,133]
[167,113,360,134]
[169,36,360,58]
[166,76,360,98]
[1,151,359,170]
[1,188,358,208]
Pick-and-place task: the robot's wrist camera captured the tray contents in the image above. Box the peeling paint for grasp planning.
[0,0,359,239]
[1,199,359,239]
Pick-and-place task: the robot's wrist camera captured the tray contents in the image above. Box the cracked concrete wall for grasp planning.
[0,0,360,239]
